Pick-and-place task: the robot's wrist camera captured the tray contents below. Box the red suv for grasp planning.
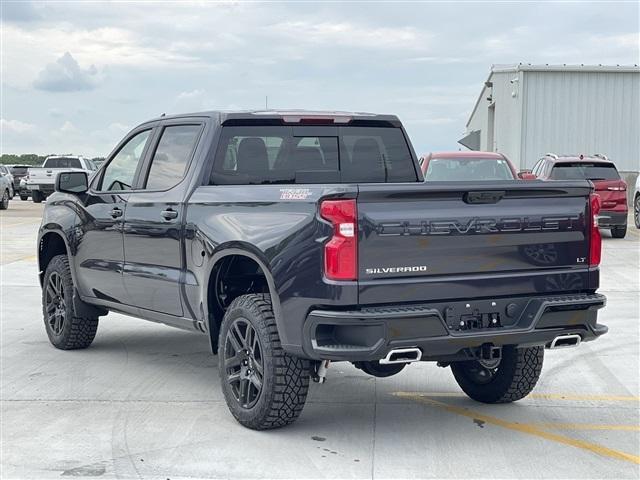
[532,154,628,238]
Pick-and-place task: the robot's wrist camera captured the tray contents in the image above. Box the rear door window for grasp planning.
[144,125,202,190]
[211,125,417,184]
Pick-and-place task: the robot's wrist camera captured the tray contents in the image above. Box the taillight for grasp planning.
[589,193,602,266]
[320,199,357,281]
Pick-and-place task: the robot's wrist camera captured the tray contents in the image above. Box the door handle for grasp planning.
[161,208,178,220]
[110,207,123,218]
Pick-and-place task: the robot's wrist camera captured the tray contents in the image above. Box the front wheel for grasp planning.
[218,294,310,430]
[42,255,99,349]
[19,194,29,201]
[32,190,43,203]
[611,225,627,239]
[634,195,640,229]
[451,345,543,403]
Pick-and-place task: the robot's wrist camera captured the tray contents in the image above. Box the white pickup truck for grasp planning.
[27,156,97,203]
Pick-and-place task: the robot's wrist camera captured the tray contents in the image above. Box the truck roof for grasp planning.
[145,110,401,125]
[425,151,506,159]
[546,154,613,164]
[45,155,85,160]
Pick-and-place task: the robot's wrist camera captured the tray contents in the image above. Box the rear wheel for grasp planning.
[634,195,640,229]
[611,225,627,239]
[219,294,310,430]
[42,255,99,349]
[0,189,8,210]
[451,345,543,403]
[32,190,43,203]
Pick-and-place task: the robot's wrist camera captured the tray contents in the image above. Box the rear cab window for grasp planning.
[425,157,515,181]
[210,125,417,184]
[44,158,82,169]
[550,162,620,181]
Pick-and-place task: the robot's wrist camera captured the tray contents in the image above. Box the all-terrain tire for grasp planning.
[42,255,99,350]
[0,189,9,209]
[218,293,310,430]
[451,345,544,403]
[32,190,43,203]
[634,195,640,229]
[611,225,627,239]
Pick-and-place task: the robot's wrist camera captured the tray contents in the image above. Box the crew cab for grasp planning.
[419,151,535,180]
[38,111,607,430]
[27,155,97,203]
[532,153,628,238]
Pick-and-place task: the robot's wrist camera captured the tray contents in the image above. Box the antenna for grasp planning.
[265,96,268,110]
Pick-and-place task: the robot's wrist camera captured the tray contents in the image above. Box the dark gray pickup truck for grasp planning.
[38,110,607,429]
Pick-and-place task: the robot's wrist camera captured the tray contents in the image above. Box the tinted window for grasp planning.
[100,130,151,191]
[44,158,82,169]
[10,166,29,175]
[211,125,416,184]
[550,162,620,181]
[425,157,514,181]
[145,125,201,190]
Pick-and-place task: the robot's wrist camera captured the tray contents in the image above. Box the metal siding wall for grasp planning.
[521,71,640,171]
[491,72,522,164]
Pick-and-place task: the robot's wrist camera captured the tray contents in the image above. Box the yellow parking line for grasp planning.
[395,392,640,465]
[531,393,640,402]
[395,391,640,402]
[535,423,640,432]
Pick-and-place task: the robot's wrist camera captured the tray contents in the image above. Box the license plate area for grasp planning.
[443,299,524,332]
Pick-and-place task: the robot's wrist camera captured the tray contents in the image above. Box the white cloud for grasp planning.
[33,52,98,92]
[59,121,78,133]
[1,118,35,134]
[268,20,430,50]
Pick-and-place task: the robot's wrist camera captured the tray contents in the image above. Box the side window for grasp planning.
[144,125,201,190]
[100,130,151,191]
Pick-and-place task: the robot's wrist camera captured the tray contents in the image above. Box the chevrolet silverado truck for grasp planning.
[38,110,607,430]
[27,155,97,203]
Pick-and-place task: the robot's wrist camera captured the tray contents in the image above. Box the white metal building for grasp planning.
[461,64,640,173]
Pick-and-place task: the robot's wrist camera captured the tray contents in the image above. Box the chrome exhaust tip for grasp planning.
[549,334,581,349]
[380,347,422,364]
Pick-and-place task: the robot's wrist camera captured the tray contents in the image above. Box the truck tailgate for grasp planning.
[357,181,595,304]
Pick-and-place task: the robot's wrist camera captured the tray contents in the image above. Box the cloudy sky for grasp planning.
[2,1,638,157]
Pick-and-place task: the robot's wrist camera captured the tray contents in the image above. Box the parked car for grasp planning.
[634,174,640,229]
[38,110,607,430]
[419,151,534,180]
[26,155,97,203]
[9,165,31,200]
[0,165,15,198]
[532,154,628,238]
[0,173,11,209]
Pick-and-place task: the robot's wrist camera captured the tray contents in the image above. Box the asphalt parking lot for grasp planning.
[1,200,639,479]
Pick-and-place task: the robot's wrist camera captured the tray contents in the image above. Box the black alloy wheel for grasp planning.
[224,318,264,409]
[44,271,66,336]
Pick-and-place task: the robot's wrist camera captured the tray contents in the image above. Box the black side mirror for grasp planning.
[56,171,88,194]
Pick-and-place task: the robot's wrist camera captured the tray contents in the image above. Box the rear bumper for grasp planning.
[598,210,627,228]
[27,184,55,194]
[303,293,607,361]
